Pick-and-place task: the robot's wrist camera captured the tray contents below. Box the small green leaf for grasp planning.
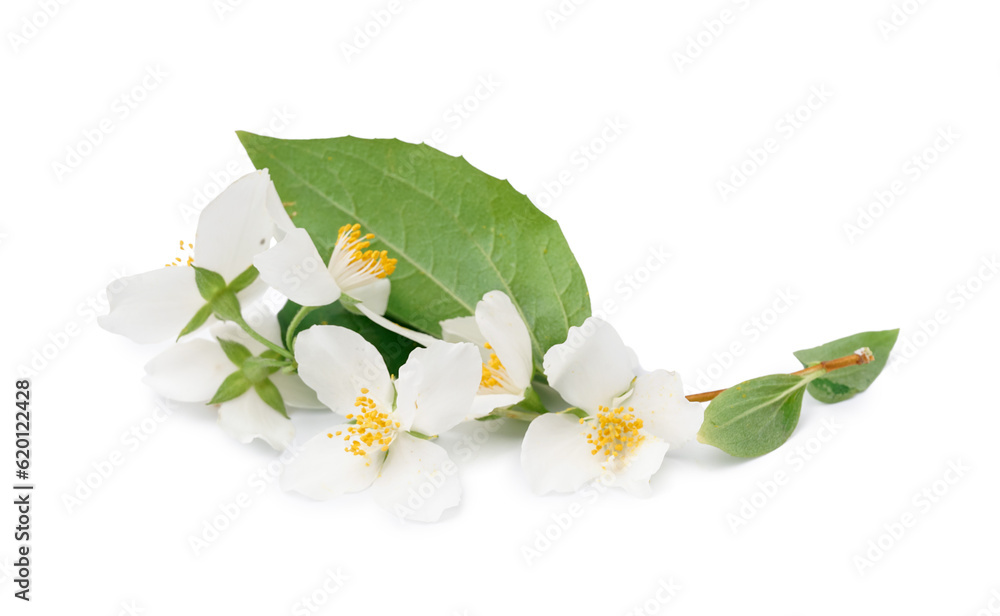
[217,338,252,367]
[177,303,213,340]
[697,374,812,458]
[793,329,899,404]
[254,379,287,417]
[193,266,227,301]
[277,300,419,375]
[208,371,253,405]
[228,265,259,294]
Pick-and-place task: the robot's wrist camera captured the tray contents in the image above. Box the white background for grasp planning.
[3,0,999,614]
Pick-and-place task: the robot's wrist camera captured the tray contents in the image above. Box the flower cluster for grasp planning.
[101,170,705,521]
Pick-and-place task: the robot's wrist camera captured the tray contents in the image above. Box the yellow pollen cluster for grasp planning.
[337,223,397,278]
[584,406,644,459]
[165,240,194,267]
[480,352,506,389]
[329,388,400,456]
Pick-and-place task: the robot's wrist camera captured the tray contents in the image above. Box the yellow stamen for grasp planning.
[343,392,398,456]
[329,223,397,285]
[165,240,195,267]
[585,406,645,460]
[480,352,506,389]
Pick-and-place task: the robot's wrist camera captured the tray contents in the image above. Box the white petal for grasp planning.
[606,436,670,498]
[347,278,390,316]
[625,371,704,449]
[370,433,461,522]
[395,342,482,436]
[294,326,394,416]
[475,291,533,390]
[261,170,297,238]
[439,316,487,347]
[195,170,277,281]
[98,266,205,344]
[253,228,342,306]
[142,339,232,402]
[280,425,384,499]
[542,317,639,412]
[520,413,604,495]
[272,372,325,409]
[356,304,439,347]
[217,391,295,451]
[469,392,525,419]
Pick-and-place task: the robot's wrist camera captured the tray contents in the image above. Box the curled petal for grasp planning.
[253,228,341,307]
[475,291,532,390]
[262,173,297,239]
[440,316,487,347]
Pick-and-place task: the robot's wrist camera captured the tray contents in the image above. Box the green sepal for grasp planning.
[793,329,899,404]
[208,371,253,405]
[254,379,287,417]
[513,386,548,415]
[338,293,362,315]
[193,266,227,301]
[242,357,283,383]
[228,265,259,294]
[561,407,589,420]
[177,303,213,340]
[210,290,243,322]
[217,338,252,367]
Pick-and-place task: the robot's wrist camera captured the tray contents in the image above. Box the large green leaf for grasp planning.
[238,133,591,367]
[793,329,899,404]
[277,300,420,376]
[697,374,810,458]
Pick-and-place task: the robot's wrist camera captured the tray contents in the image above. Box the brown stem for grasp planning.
[685,347,875,403]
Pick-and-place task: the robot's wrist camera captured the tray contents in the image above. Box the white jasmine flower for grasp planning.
[280,326,481,521]
[360,290,534,417]
[521,317,703,497]
[99,170,288,343]
[142,316,322,450]
[439,291,533,416]
[253,223,396,314]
